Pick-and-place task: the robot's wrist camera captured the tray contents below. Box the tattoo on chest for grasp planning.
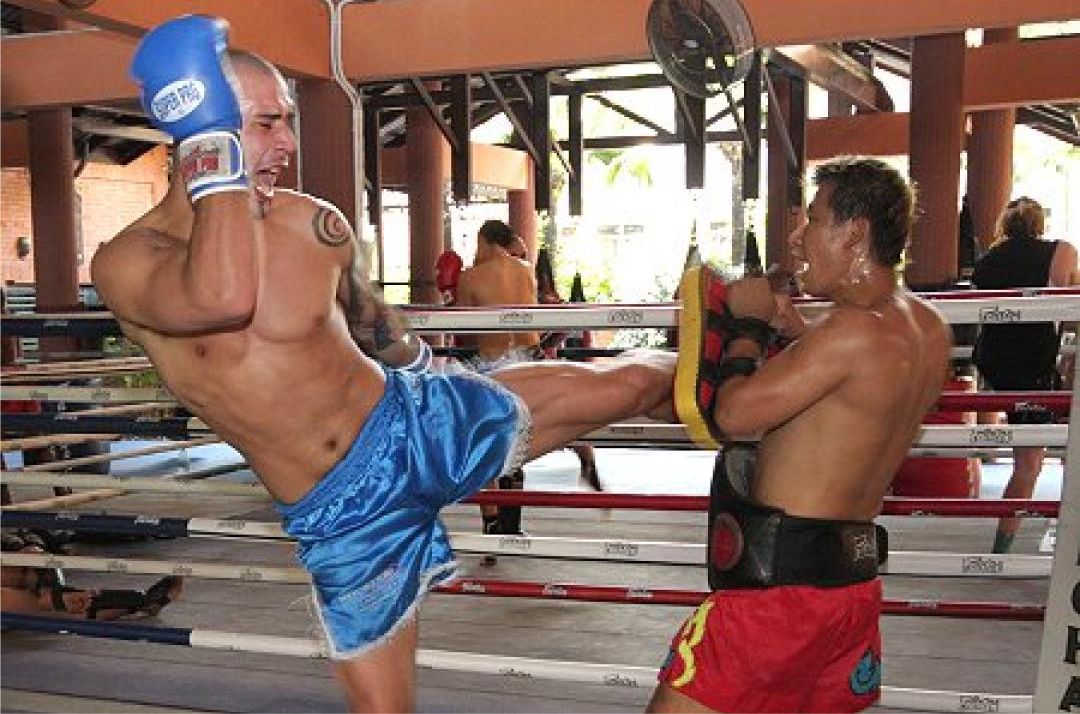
[313,207,350,247]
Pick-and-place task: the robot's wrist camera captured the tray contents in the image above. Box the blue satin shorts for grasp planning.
[275,367,530,660]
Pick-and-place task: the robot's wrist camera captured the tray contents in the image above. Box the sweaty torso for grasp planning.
[457,254,539,359]
[754,293,951,520]
[116,192,383,504]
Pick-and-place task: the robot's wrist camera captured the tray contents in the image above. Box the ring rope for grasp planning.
[0,553,1045,619]
[1,385,172,403]
[0,481,1061,519]
[5,343,1076,383]
[3,294,1078,337]
[14,437,222,472]
[0,346,1071,385]
[0,614,1036,713]
[0,413,1068,449]
[1,471,267,497]
[2,489,126,511]
[0,434,124,451]
[2,547,1051,584]
[0,365,156,384]
[446,534,1053,577]
[3,386,1071,415]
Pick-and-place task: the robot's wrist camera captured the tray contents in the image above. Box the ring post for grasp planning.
[1033,356,1080,710]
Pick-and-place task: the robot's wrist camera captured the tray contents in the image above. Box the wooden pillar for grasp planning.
[296,80,358,229]
[509,156,537,264]
[765,67,806,272]
[27,108,79,356]
[906,33,966,289]
[406,106,447,305]
[967,28,1017,250]
[21,10,78,355]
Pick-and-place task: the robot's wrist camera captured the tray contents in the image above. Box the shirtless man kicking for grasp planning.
[650,157,951,713]
[91,16,673,712]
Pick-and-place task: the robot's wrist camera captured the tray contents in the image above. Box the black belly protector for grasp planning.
[708,445,888,590]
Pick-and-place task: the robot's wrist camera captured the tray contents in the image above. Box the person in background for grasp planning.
[972,197,1078,553]
[534,249,602,490]
[1,529,183,619]
[451,221,539,537]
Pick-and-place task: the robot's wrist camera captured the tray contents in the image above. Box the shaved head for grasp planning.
[228,50,291,104]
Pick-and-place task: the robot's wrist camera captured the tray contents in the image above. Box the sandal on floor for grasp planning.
[137,575,183,617]
[86,576,183,619]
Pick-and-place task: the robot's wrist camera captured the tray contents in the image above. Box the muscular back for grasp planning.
[93,191,383,503]
[456,253,539,358]
[727,293,951,520]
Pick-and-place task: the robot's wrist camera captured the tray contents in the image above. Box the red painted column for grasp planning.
[508,156,537,264]
[906,33,966,289]
[765,68,805,272]
[967,28,1017,250]
[21,11,79,356]
[27,108,79,356]
[406,106,447,306]
[296,80,357,229]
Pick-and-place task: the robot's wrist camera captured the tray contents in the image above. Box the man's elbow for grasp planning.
[207,288,256,326]
[188,280,257,327]
[712,388,763,440]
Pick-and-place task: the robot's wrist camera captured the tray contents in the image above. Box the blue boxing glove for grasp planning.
[130,15,248,202]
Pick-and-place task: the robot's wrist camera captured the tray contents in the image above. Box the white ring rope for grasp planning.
[3,537,1050,579]
[3,295,1077,335]
[1,471,265,496]
[0,422,1068,449]
[406,296,1080,331]
[20,623,1015,714]
[582,423,1068,448]
[2,553,309,584]
[0,434,124,451]
[3,489,126,512]
[1,385,172,403]
[14,437,221,472]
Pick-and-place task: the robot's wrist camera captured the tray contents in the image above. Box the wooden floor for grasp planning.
[0,444,1060,713]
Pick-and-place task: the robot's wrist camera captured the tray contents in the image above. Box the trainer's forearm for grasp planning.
[351,296,422,368]
[183,194,258,319]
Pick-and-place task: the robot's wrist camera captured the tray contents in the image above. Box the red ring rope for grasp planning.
[935,391,1069,413]
[436,578,1045,620]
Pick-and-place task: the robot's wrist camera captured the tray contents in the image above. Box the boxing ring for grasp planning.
[2,289,1079,713]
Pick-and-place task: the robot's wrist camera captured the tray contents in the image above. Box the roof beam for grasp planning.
[773,45,892,112]
[1,29,136,110]
[806,113,909,160]
[341,0,1078,80]
[742,0,1076,46]
[963,36,1080,110]
[2,0,329,78]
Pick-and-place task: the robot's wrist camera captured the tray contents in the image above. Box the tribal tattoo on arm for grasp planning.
[313,206,421,367]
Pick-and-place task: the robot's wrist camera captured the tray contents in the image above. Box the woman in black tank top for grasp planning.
[972,197,1065,553]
